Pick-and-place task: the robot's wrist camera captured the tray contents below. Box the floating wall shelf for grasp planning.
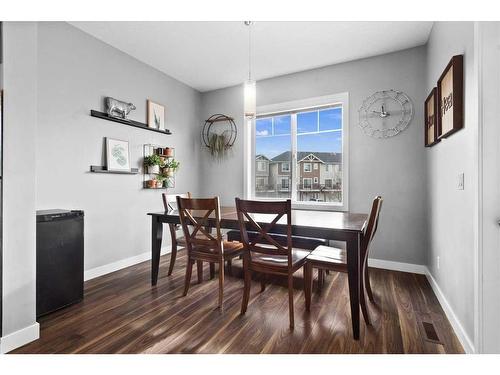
[90,166,139,174]
[90,110,172,135]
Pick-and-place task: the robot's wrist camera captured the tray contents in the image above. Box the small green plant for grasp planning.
[165,159,180,171]
[208,132,229,160]
[155,174,166,181]
[144,154,162,166]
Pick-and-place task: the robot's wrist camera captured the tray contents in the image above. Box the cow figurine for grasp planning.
[105,97,136,120]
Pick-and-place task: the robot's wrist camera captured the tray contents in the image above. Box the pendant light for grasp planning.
[244,21,256,119]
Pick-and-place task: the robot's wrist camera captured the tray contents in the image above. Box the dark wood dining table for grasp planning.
[147,207,368,339]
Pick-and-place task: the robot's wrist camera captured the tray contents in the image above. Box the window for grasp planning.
[250,93,348,210]
[280,177,290,190]
[257,161,266,172]
[256,177,265,187]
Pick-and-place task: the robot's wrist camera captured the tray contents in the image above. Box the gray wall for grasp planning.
[200,46,428,265]
[1,22,38,338]
[425,22,476,344]
[35,22,202,271]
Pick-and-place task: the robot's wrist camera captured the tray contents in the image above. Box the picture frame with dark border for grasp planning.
[437,54,464,139]
[424,87,440,147]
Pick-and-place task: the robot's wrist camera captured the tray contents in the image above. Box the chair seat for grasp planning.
[192,240,243,257]
[307,245,347,266]
[177,233,225,246]
[226,230,327,250]
[252,248,310,269]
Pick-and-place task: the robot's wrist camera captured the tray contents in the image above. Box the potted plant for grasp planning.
[163,147,174,157]
[144,154,162,174]
[164,159,180,177]
[155,175,166,188]
[146,179,156,188]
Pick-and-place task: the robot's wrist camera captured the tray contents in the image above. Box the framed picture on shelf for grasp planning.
[106,138,131,172]
[424,87,440,147]
[437,54,464,139]
[147,100,165,130]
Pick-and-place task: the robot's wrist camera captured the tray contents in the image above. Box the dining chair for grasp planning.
[176,196,244,309]
[304,196,383,325]
[162,192,192,277]
[235,198,311,329]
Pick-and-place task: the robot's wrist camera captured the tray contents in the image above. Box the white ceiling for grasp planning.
[70,21,433,92]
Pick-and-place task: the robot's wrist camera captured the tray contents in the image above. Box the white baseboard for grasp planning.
[424,268,475,354]
[368,258,427,274]
[0,322,40,354]
[84,246,171,281]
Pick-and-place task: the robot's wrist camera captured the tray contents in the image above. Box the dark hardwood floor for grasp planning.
[12,251,463,354]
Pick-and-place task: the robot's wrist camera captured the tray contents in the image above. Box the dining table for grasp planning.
[147,206,368,339]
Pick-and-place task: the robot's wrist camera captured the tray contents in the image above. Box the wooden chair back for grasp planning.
[162,192,191,211]
[361,196,383,261]
[176,196,223,254]
[235,198,293,263]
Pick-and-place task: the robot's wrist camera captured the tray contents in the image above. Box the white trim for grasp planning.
[0,323,40,354]
[84,246,171,281]
[425,268,475,354]
[368,258,427,274]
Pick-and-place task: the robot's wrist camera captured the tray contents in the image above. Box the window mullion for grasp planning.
[291,113,298,202]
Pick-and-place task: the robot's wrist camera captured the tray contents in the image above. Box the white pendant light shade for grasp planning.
[244,79,256,119]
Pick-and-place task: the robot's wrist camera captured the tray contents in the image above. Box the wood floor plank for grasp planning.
[11,253,464,354]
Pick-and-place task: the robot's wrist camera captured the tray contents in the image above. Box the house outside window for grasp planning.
[250,92,349,210]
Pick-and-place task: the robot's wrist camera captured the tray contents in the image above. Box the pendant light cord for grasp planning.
[246,21,252,81]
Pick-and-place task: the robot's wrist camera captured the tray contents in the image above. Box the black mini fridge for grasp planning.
[36,209,84,317]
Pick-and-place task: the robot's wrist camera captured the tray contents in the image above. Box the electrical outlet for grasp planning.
[437,256,440,270]
[458,173,464,190]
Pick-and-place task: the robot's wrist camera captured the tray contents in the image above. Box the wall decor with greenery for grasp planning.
[143,144,177,189]
[201,114,237,160]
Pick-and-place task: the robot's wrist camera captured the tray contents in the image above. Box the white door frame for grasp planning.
[475,21,500,354]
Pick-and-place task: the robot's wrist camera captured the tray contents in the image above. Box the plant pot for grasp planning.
[164,148,174,157]
[165,168,174,177]
[163,179,170,188]
[147,165,160,174]
[155,180,164,188]
[146,180,156,188]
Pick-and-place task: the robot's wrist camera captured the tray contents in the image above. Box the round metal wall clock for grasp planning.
[358,89,414,139]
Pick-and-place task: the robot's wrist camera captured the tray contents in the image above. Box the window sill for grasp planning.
[292,202,348,212]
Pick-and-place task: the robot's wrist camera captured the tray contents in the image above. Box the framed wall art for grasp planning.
[106,138,131,172]
[147,100,165,130]
[424,87,440,147]
[437,54,464,139]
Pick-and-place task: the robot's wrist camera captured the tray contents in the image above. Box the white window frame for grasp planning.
[303,178,312,189]
[314,177,319,184]
[313,163,319,170]
[281,162,290,172]
[303,163,312,172]
[257,161,266,172]
[244,92,349,211]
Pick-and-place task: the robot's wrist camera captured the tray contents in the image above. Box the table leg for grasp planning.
[151,216,163,286]
[346,232,361,340]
